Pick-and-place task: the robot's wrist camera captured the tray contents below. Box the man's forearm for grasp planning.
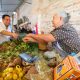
[0,30,13,37]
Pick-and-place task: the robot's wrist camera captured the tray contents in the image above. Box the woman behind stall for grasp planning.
[23,12,80,55]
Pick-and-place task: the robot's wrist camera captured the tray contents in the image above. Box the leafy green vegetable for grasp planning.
[0,40,39,60]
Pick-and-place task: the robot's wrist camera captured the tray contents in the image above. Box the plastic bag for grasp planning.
[40,69,53,80]
[35,58,50,74]
[30,70,53,80]
[35,58,53,80]
[30,74,42,80]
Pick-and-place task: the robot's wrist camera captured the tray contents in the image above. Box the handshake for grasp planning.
[22,34,37,43]
[11,33,35,43]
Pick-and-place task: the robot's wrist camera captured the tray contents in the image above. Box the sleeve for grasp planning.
[50,29,71,41]
[0,23,6,32]
[50,30,57,40]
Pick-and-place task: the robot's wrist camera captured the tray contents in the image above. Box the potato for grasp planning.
[23,66,31,74]
[22,61,29,67]
[8,57,22,67]
[24,66,38,80]
[1,62,8,71]
[48,57,58,68]
[13,57,22,66]
[22,61,33,66]
[30,74,42,80]
[8,62,15,67]
[0,72,2,77]
[0,63,3,71]
[27,66,38,74]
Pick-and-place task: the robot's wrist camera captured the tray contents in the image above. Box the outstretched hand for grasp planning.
[26,33,34,37]
[22,36,36,43]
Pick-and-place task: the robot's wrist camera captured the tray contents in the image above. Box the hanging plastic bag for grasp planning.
[35,58,50,74]
[30,74,42,80]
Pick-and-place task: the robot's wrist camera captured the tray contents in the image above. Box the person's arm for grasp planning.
[26,33,56,42]
[0,30,13,36]
[23,36,47,43]
[23,37,38,43]
[0,30,18,39]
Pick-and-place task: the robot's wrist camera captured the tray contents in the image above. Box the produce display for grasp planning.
[1,66,24,80]
[0,40,57,80]
[0,57,35,80]
[0,57,53,80]
[0,39,38,60]
[35,59,53,80]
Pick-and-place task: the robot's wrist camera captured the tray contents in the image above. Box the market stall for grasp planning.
[0,38,59,80]
[0,0,80,80]
[0,37,80,80]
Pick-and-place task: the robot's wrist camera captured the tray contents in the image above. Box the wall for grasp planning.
[17,0,80,34]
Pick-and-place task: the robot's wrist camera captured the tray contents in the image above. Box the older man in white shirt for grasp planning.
[0,14,18,44]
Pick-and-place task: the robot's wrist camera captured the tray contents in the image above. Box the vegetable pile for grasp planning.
[0,57,53,80]
[1,66,24,80]
[0,40,38,60]
[0,40,56,80]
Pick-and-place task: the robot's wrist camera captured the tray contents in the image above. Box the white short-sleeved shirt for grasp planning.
[0,22,10,44]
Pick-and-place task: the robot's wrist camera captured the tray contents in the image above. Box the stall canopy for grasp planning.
[0,0,23,18]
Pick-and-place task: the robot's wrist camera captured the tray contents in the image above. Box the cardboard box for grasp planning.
[54,56,80,80]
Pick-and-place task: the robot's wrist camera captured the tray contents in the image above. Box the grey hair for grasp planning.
[58,11,70,23]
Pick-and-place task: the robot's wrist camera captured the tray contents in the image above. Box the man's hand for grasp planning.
[23,36,37,43]
[26,33,34,37]
[12,33,19,39]
[0,30,19,39]
[22,37,30,42]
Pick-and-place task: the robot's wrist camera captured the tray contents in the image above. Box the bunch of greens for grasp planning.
[0,39,38,60]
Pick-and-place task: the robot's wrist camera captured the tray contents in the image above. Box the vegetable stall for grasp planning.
[0,39,57,80]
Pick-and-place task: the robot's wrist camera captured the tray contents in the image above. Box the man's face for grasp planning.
[2,16,10,27]
[52,14,62,28]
